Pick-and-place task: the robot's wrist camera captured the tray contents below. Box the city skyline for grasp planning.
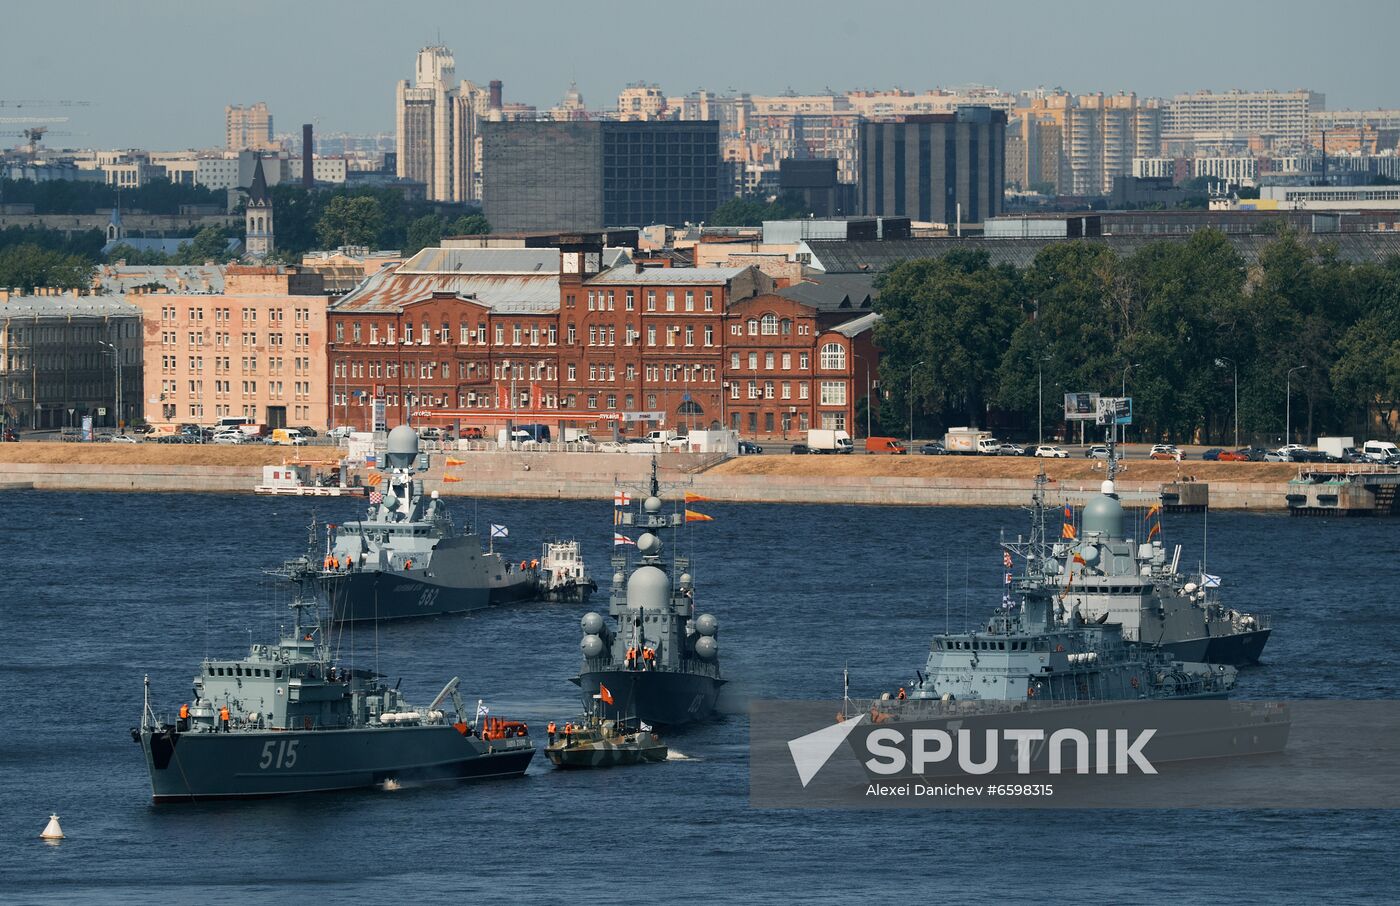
[2,0,1397,150]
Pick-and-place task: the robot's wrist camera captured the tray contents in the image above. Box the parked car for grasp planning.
[596,441,627,453]
[461,427,485,440]
[1033,445,1068,458]
[790,443,812,454]
[1263,450,1290,462]
[738,441,763,455]
[130,424,154,435]
[997,443,1025,457]
[1216,449,1246,462]
[212,431,246,445]
[328,425,355,439]
[110,434,139,444]
[1201,448,1223,461]
[1085,445,1110,459]
[918,441,947,455]
[1149,444,1181,461]
[292,426,319,438]
[1234,447,1268,462]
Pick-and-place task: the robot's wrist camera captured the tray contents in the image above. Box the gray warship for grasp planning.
[133,556,534,802]
[572,463,724,727]
[1008,451,1270,665]
[317,425,538,621]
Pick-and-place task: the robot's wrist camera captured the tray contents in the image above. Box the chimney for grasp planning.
[489,80,503,110]
[302,124,314,188]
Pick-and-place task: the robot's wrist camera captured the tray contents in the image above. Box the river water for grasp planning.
[1,490,1396,903]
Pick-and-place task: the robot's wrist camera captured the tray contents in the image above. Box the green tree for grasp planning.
[171,226,239,265]
[874,249,1024,435]
[403,214,445,256]
[315,195,384,249]
[449,213,490,236]
[0,243,94,291]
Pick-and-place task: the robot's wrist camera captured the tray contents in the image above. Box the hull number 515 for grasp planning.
[259,739,299,770]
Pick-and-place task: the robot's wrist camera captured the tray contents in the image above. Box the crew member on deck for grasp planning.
[547,721,557,745]
[178,702,190,731]
[219,705,230,732]
[625,645,637,669]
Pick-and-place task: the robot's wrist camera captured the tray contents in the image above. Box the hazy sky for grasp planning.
[4,0,1395,149]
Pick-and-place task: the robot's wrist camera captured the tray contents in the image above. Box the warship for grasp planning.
[316,425,540,621]
[572,462,724,727]
[133,551,534,802]
[1008,444,1270,665]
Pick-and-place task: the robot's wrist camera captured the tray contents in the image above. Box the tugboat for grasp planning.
[1010,440,1270,665]
[572,461,724,727]
[133,545,534,802]
[545,713,667,768]
[538,540,597,604]
[315,425,541,621]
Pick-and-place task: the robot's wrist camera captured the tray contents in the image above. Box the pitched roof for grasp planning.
[776,274,877,311]
[827,311,881,337]
[329,263,560,315]
[0,293,141,319]
[94,264,225,294]
[586,265,750,285]
[247,155,269,205]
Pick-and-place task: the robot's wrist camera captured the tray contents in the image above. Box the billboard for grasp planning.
[1063,392,1100,421]
[1096,396,1133,426]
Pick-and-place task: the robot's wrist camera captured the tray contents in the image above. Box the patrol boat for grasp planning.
[133,559,534,802]
[572,464,724,726]
[538,540,597,604]
[544,714,667,769]
[317,425,538,621]
[1010,454,1270,665]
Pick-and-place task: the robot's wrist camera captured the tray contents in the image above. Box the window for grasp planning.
[782,353,792,370]
[646,290,657,311]
[461,322,471,344]
[567,323,576,345]
[513,325,522,345]
[820,381,847,406]
[494,324,504,344]
[799,382,809,400]
[820,342,847,370]
[782,382,791,400]
[607,291,615,311]
[589,326,598,346]
[352,322,361,343]
[684,326,694,347]
[730,352,740,370]
[665,290,676,312]
[730,382,739,400]
[747,352,757,370]
[567,364,577,381]
[704,290,714,312]
[764,381,775,399]
[799,352,809,370]
[765,352,775,370]
[748,381,759,400]
[404,322,413,343]
[587,291,595,311]
[684,291,694,312]
[626,290,635,311]
[761,314,779,335]
[731,323,742,336]
[647,326,656,347]
[704,326,714,346]
[747,319,758,336]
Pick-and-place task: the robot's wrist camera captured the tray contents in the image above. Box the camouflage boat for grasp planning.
[544,714,667,768]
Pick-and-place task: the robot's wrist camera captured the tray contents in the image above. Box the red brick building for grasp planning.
[325,243,875,440]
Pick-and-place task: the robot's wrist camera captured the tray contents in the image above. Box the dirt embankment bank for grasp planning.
[707,456,1300,484]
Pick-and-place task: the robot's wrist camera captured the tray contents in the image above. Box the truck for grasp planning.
[806,429,854,454]
[563,427,595,445]
[1362,440,1400,463]
[1316,436,1355,460]
[944,427,999,455]
[645,429,677,444]
[865,436,907,455]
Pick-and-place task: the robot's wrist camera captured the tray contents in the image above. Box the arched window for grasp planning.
[760,314,779,335]
[780,319,793,335]
[820,342,846,371]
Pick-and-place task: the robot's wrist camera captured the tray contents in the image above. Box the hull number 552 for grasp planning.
[259,739,300,770]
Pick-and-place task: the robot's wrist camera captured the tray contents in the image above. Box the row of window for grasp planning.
[580,288,717,314]
[161,307,312,326]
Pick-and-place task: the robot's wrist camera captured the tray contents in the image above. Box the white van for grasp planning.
[1361,440,1399,462]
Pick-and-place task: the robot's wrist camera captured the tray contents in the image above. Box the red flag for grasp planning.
[685,509,714,523]
[684,491,712,503]
[598,683,614,705]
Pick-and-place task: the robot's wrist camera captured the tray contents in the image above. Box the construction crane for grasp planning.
[0,99,90,158]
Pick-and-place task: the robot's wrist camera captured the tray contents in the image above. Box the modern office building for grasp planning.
[858,108,1007,226]
[394,45,495,202]
[481,121,722,231]
[226,103,276,152]
[1164,90,1324,151]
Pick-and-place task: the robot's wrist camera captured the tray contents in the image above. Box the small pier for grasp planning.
[1160,481,1208,512]
[1286,468,1400,517]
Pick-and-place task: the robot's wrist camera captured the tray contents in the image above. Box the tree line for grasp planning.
[872,230,1400,446]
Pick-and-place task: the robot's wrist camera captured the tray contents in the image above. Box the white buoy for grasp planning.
[40,814,64,841]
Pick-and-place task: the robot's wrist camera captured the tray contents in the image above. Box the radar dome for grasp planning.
[580,634,605,658]
[679,572,693,587]
[387,425,419,455]
[644,496,662,513]
[581,612,605,635]
[695,613,718,636]
[627,565,669,609]
[636,532,661,556]
[612,571,625,586]
[1081,489,1125,539]
[694,636,718,660]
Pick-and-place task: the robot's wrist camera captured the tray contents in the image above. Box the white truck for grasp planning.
[1316,436,1355,460]
[806,429,854,454]
[944,427,999,455]
[1362,439,1400,462]
[563,427,595,446]
[645,429,677,444]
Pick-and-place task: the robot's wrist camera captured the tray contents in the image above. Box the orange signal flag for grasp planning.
[443,475,463,483]
[1147,521,1161,539]
[598,683,615,705]
[1061,523,1076,540]
[446,457,466,466]
[684,491,712,503]
[1146,503,1162,518]
[366,473,383,486]
[1072,552,1087,566]
[685,509,714,523]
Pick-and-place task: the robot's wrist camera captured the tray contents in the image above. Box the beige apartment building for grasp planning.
[130,266,330,429]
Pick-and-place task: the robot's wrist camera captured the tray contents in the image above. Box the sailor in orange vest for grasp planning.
[530,558,539,570]
[219,705,230,732]
[343,553,354,572]
[563,722,574,747]
[178,702,190,731]
[547,721,557,745]
[897,687,907,701]
[643,647,656,671]
[403,558,413,570]
[323,554,335,571]
[625,645,637,669]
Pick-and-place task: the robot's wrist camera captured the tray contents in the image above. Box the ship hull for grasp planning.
[575,668,724,727]
[320,570,537,622]
[1159,628,1271,666]
[139,725,534,802]
[545,740,667,768]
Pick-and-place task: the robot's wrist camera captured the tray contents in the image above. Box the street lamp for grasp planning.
[1037,354,1052,446]
[1286,365,1308,445]
[908,360,924,448]
[1215,357,1238,449]
[1120,362,1141,447]
[98,340,121,432]
[853,351,872,439]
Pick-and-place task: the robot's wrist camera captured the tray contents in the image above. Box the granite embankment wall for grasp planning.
[0,450,1295,510]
